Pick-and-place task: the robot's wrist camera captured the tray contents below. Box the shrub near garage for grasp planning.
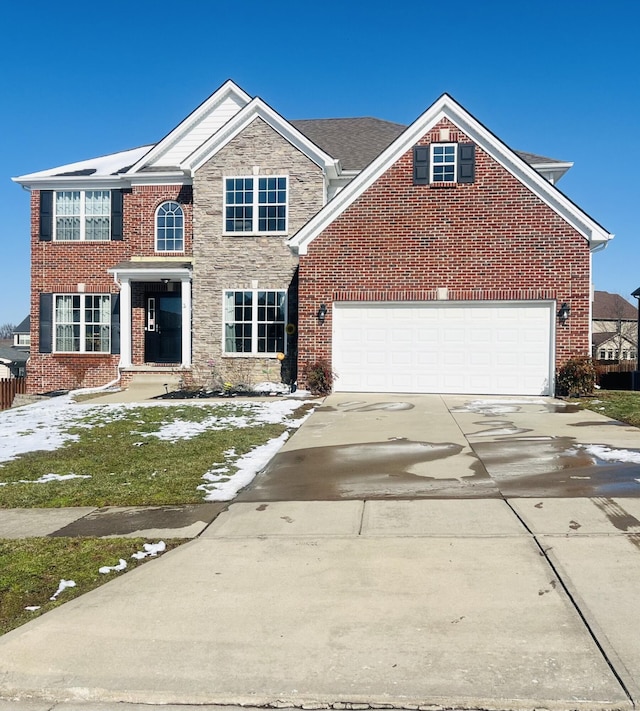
[556,357,596,397]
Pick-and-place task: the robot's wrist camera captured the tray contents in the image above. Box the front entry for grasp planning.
[145,293,182,363]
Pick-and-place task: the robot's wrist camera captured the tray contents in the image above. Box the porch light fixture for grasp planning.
[558,302,570,326]
[317,303,328,324]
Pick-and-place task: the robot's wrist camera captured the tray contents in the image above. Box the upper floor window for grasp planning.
[54,190,111,241]
[413,143,475,185]
[224,176,287,234]
[156,201,184,252]
[54,294,111,353]
[431,144,457,182]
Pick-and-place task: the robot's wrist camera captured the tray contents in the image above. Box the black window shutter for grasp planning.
[110,294,120,354]
[413,145,430,185]
[458,143,475,183]
[39,293,53,353]
[111,190,123,240]
[39,191,53,241]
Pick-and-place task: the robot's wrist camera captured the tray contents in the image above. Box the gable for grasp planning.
[125,80,251,173]
[289,94,613,255]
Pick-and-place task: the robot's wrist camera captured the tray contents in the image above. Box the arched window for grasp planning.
[156,201,184,252]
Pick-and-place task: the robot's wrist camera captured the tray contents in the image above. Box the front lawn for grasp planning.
[578,390,640,428]
[0,537,185,636]
[0,398,311,508]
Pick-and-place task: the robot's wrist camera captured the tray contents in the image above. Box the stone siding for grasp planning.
[191,117,324,386]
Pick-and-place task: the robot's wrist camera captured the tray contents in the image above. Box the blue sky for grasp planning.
[2,0,639,326]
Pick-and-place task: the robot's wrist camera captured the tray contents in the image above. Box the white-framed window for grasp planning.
[54,294,111,353]
[224,176,288,234]
[54,190,111,241]
[599,349,606,359]
[431,144,457,182]
[223,289,286,355]
[156,201,184,252]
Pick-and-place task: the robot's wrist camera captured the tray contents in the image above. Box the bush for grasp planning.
[556,357,596,397]
[303,359,335,395]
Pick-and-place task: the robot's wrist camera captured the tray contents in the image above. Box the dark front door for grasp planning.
[145,294,182,363]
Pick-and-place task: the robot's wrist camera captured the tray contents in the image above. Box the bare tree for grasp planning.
[0,323,16,339]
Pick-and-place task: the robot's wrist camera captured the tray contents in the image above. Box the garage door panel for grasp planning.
[333,302,553,396]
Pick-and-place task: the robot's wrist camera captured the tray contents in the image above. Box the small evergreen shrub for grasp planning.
[303,359,335,395]
[556,357,596,397]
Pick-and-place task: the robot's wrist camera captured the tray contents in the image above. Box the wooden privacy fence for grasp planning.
[0,377,26,410]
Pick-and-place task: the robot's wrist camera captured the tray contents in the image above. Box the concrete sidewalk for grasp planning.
[2,393,640,710]
[1,498,639,710]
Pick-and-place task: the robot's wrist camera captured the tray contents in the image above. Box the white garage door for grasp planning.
[333,301,554,396]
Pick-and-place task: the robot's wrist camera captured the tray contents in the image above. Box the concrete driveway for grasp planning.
[240,393,640,500]
[2,393,640,710]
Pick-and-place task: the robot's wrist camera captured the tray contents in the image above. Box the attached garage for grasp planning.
[332,301,555,396]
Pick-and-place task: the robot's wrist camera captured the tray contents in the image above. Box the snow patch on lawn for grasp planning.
[199,432,290,501]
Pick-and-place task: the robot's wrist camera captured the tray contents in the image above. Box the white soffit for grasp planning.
[289,94,613,254]
[180,97,341,179]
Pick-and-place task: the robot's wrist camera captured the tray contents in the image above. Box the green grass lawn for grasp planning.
[0,400,311,636]
[577,389,640,428]
[0,537,186,636]
[0,402,307,508]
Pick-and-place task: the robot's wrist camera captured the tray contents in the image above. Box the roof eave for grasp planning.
[290,94,614,255]
[180,97,341,179]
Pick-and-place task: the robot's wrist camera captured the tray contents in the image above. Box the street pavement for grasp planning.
[1,393,640,711]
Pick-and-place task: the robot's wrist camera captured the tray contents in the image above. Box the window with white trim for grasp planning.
[223,290,286,354]
[54,294,111,352]
[431,144,457,182]
[54,191,111,241]
[156,201,184,252]
[224,177,287,234]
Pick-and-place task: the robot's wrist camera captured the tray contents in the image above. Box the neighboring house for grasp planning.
[12,316,31,350]
[0,342,28,379]
[592,291,637,362]
[13,81,612,396]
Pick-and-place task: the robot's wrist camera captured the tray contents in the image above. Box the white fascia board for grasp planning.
[12,145,153,189]
[442,103,612,249]
[290,94,613,254]
[12,175,129,191]
[181,98,341,180]
[124,81,252,175]
[127,172,192,186]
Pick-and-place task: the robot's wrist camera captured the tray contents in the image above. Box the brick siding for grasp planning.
[297,119,591,384]
[29,185,193,393]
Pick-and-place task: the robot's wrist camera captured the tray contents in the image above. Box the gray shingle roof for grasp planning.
[593,291,638,320]
[292,118,567,172]
[291,118,406,171]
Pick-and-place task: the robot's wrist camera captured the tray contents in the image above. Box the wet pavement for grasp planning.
[240,394,640,502]
[3,394,640,710]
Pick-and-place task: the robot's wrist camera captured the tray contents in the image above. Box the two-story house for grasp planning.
[592,290,638,362]
[13,80,612,396]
